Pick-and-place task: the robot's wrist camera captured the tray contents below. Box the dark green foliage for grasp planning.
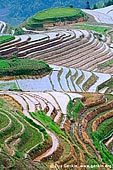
[93,4,98,9]
[105,0,113,6]
[91,118,113,167]
[14,150,23,158]
[67,98,83,120]
[23,115,48,139]
[86,158,100,170]
[93,0,113,9]
[97,78,113,92]
[31,110,67,138]
[14,27,25,35]
[0,58,52,77]
[86,1,90,9]
[0,151,49,170]
[0,35,15,44]
[69,5,74,8]
[91,132,113,166]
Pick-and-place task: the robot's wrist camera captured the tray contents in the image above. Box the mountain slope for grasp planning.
[82,5,113,24]
[0,0,107,25]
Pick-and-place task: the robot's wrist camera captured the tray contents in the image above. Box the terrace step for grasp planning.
[25,30,89,59]
[50,65,111,93]
[36,31,93,62]
[47,36,98,66]
[0,36,21,48]
[30,30,87,60]
[31,92,62,123]
[17,30,74,58]
[56,137,74,165]
[0,35,31,51]
[66,68,75,91]
[0,21,6,34]
[0,112,12,133]
[57,40,104,68]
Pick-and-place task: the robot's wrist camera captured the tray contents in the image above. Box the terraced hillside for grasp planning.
[0,26,113,74]
[25,8,87,30]
[82,5,113,25]
[0,65,111,93]
[0,6,113,169]
[0,91,113,169]
[0,0,102,25]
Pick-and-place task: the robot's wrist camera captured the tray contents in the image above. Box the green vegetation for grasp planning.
[0,91,113,167]
[97,78,112,92]
[26,8,87,30]
[0,35,15,44]
[21,113,48,139]
[14,27,25,35]
[31,110,67,138]
[34,8,86,20]
[0,151,49,170]
[58,68,64,90]
[65,69,72,90]
[91,132,113,166]
[0,97,51,170]
[0,111,22,145]
[98,59,113,69]
[91,118,113,167]
[0,58,52,77]
[83,73,98,91]
[0,0,106,26]
[93,0,113,9]
[76,71,85,87]
[75,24,111,35]
[0,114,9,130]
[0,82,18,91]
[0,99,46,158]
[97,77,113,94]
[15,113,43,154]
[86,158,100,170]
[67,98,83,120]
[95,117,113,140]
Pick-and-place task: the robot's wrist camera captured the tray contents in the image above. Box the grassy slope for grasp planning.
[31,110,67,138]
[0,92,113,168]
[0,58,52,77]
[26,7,87,29]
[75,24,112,35]
[0,97,49,169]
[0,35,15,44]
[33,8,84,20]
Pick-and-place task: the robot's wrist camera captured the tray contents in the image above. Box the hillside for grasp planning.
[0,5,113,170]
[0,90,113,169]
[82,5,113,24]
[25,8,87,30]
[0,0,107,25]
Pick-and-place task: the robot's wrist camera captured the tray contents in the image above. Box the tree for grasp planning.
[93,3,98,9]
[105,0,113,6]
[70,5,73,8]
[86,1,90,9]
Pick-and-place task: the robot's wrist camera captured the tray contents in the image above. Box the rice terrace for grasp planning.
[0,4,113,170]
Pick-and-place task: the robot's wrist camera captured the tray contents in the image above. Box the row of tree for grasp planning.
[70,1,113,10]
[87,0,113,9]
